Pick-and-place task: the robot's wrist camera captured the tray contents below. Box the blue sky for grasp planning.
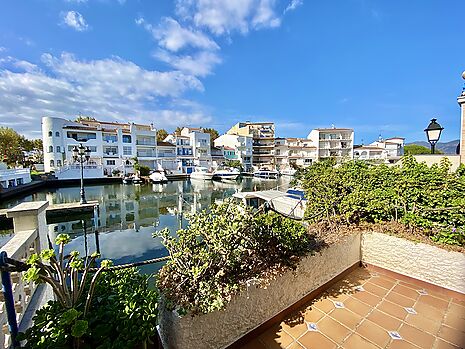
[0,0,464,144]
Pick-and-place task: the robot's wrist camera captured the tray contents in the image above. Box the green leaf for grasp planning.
[61,308,81,325]
[71,320,88,338]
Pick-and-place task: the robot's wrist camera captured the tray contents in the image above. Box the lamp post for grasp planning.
[424,118,444,154]
[72,144,91,204]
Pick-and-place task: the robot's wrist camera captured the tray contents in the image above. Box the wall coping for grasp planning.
[6,201,49,218]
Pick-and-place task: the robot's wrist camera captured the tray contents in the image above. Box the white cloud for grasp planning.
[148,17,219,52]
[155,49,222,77]
[175,0,282,35]
[61,11,89,31]
[284,0,303,13]
[0,47,6,52]
[0,53,209,137]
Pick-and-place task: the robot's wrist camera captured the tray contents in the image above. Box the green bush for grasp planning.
[298,156,465,246]
[19,268,158,349]
[155,202,314,315]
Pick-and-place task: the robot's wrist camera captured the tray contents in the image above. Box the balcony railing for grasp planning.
[137,152,157,157]
[136,140,156,146]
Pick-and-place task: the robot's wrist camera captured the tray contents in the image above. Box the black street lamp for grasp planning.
[72,143,91,204]
[424,118,444,154]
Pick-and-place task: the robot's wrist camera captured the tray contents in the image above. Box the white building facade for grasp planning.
[180,127,212,167]
[353,137,404,163]
[164,134,195,173]
[42,117,158,179]
[214,134,253,171]
[307,128,354,161]
[0,162,32,189]
[274,138,318,170]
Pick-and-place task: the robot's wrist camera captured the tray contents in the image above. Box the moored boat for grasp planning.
[253,167,279,179]
[149,170,168,183]
[280,168,297,176]
[213,167,240,181]
[190,166,214,180]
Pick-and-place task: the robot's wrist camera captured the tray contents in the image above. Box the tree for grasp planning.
[202,128,219,143]
[157,129,169,142]
[74,115,97,122]
[0,127,27,166]
[404,144,443,155]
[174,127,183,135]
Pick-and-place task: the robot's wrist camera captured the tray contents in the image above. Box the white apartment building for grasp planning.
[180,127,212,167]
[155,142,177,171]
[354,137,404,163]
[227,122,275,169]
[42,116,158,179]
[307,127,354,161]
[274,138,318,170]
[164,134,195,173]
[214,134,253,171]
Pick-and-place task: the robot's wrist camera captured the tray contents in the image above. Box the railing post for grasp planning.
[0,252,19,348]
[6,201,49,251]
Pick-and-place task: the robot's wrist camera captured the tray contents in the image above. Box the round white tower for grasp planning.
[42,117,66,172]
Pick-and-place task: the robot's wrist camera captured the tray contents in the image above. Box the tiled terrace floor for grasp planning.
[241,267,465,349]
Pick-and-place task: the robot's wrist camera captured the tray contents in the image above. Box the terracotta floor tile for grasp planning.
[418,295,449,312]
[356,319,392,348]
[434,338,461,349]
[415,301,447,321]
[342,333,380,349]
[437,325,465,348]
[391,284,420,300]
[329,308,363,330]
[287,342,305,349]
[386,340,421,349]
[259,324,294,349]
[367,309,402,331]
[448,303,465,319]
[398,280,419,290]
[240,338,267,349]
[370,276,396,290]
[398,323,435,349]
[344,297,372,318]
[385,291,416,308]
[297,331,337,349]
[444,311,465,331]
[281,321,308,340]
[313,297,335,314]
[404,314,441,335]
[378,300,408,320]
[352,290,382,307]
[363,282,390,297]
[303,307,325,323]
[323,288,349,303]
[451,297,465,308]
[317,315,351,344]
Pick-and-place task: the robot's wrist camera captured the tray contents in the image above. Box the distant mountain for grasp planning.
[406,139,460,154]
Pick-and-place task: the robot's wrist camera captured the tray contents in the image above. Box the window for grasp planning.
[106,160,116,166]
[304,159,313,164]
[57,160,62,166]
[50,160,54,167]
[122,135,132,143]
[123,146,132,156]
[48,131,52,137]
[56,146,61,153]
[55,131,60,137]
[48,146,53,153]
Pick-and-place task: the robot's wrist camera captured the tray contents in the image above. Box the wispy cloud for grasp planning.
[284,0,303,14]
[154,49,222,77]
[61,11,89,31]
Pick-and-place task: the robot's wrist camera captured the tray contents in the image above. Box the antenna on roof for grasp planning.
[331,124,335,129]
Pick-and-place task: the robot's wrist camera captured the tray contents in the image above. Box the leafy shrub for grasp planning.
[19,268,158,349]
[298,156,465,246]
[155,202,314,315]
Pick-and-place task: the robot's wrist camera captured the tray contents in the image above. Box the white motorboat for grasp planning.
[253,167,279,179]
[280,168,297,176]
[190,166,215,180]
[149,170,168,183]
[213,167,241,181]
[122,174,143,184]
[233,187,307,220]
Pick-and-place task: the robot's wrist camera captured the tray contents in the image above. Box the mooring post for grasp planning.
[0,252,19,348]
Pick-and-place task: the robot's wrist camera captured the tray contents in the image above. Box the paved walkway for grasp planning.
[241,267,465,349]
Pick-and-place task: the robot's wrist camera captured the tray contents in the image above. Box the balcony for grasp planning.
[158,153,176,158]
[137,151,157,157]
[136,140,156,146]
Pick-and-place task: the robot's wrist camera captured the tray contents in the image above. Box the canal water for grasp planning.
[1,177,291,274]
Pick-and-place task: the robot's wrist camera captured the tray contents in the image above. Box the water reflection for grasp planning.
[2,177,290,273]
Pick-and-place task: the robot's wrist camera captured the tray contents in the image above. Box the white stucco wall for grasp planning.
[361,232,465,294]
[159,233,361,349]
